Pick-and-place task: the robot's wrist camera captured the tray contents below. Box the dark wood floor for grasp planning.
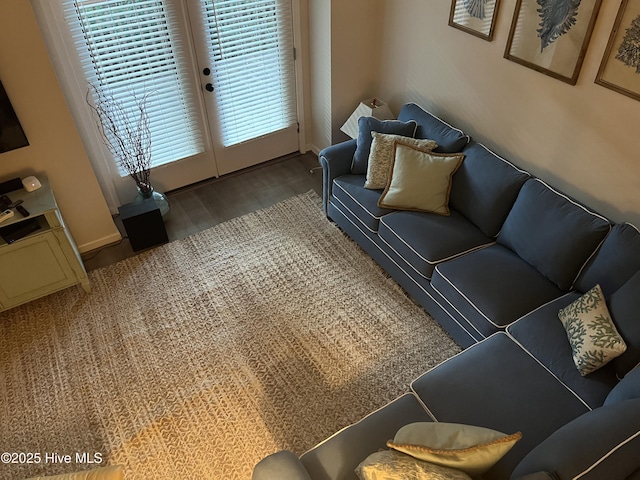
[81,152,323,271]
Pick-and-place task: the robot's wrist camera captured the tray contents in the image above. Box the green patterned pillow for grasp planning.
[558,284,627,376]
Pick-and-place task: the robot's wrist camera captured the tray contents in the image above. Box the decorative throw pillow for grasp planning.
[558,284,627,376]
[377,143,464,215]
[351,117,418,175]
[355,449,472,480]
[364,133,438,190]
[386,422,522,476]
[26,465,124,480]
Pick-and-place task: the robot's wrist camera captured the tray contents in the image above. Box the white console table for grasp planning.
[0,176,90,312]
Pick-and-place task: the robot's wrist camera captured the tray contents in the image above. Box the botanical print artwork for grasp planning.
[464,0,489,19]
[536,0,583,51]
[616,14,640,73]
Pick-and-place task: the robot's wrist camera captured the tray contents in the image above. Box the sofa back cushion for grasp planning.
[497,179,611,291]
[512,398,640,480]
[397,103,470,153]
[575,222,640,297]
[449,142,530,237]
[608,270,640,378]
[605,365,640,406]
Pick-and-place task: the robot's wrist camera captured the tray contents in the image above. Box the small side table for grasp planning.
[0,176,90,312]
[118,198,168,252]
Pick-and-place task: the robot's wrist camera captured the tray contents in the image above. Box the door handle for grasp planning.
[205,83,214,92]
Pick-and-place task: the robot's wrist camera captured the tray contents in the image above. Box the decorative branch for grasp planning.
[86,84,153,195]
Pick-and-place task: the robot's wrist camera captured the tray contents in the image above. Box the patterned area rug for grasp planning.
[0,191,460,480]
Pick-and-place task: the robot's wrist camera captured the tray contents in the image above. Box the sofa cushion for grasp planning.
[365,132,438,189]
[558,284,627,377]
[512,398,640,480]
[497,179,611,291]
[449,142,530,237]
[352,117,418,175]
[300,393,434,480]
[397,103,470,153]
[431,245,564,336]
[355,449,472,480]
[377,144,464,215]
[378,210,494,280]
[387,422,521,476]
[331,175,392,233]
[608,270,640,377]
[411,333,590,480]
[575,222,640,296]
[605,365,640,406]
[506,293,618,409]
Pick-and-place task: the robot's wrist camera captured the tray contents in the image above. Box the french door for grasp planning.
[32,0,301,209]
[187,0,299,176]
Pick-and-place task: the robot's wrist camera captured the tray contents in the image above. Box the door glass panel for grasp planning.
[197,0,297,147]
[66,0,205,172]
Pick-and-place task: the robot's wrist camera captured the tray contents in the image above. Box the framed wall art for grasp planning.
[449,0,501,41]
[504,0,602,85]
[596,0,640,101]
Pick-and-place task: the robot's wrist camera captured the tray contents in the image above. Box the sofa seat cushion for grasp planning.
[449,142,530,237]
[512,398,640,480]
[378,210,495,280]
[300,393,433,480]
[330,174,392,233]
[411,333,590,480]
[506,293,618,409]
[498,178,611,291]
[431,245,564,336]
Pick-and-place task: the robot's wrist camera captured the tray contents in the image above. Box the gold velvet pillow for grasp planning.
[377,143,464,215]
[355,449,472,480]
[26,465,124,480]
[387,422,522,476]
[364,132,438,190]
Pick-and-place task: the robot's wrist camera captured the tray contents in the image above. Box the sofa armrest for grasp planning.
[318,139,356,215]
[252,450,312,480]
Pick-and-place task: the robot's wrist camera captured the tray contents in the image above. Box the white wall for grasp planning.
[374,1,640,225]
[308,0,383,151]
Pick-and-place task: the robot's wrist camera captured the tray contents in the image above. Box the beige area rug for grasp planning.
[0,191,461,480]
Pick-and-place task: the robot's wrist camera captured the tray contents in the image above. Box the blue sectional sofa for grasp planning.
[252,104,640,479]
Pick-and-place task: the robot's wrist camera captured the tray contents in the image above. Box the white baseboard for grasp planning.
[78,232,123,254]
[310,144,322,156]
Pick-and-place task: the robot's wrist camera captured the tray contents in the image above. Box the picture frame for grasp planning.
[449,0,501,41]
[595,0,640,101]
[504,0,602,85]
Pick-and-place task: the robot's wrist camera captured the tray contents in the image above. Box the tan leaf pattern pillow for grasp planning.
[364,132,438,189]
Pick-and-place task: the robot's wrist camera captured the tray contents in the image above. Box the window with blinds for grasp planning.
[199,0,297,147]
[65,0,204,174]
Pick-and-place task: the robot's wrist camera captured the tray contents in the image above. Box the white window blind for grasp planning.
[199,0,297,147]
[65,0,205,174]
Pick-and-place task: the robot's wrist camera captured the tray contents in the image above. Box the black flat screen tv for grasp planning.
[0,80,29,153]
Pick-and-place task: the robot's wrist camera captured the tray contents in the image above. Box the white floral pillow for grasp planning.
[364,133,438,190]
[558,284,627,376]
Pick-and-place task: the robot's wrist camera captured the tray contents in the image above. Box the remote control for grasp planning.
[16,204,29,217]
[0,209,14,224]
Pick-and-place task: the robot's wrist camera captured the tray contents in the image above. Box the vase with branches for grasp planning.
[86,84,169,218]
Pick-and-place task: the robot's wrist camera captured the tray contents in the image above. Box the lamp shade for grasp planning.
[340,98,394,139]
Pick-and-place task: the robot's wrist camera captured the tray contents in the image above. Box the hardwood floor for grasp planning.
[81,152,323,271]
